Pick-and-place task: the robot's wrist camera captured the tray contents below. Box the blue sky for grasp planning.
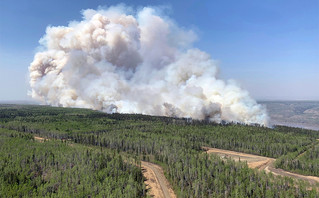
[0,0,318,101]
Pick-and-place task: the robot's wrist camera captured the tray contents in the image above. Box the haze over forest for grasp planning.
[0,0,318,129]
[1,1,319,198]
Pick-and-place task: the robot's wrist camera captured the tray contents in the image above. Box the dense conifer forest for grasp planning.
[0,104,319,197]
[276,143,319,177]
[0,128,145,197]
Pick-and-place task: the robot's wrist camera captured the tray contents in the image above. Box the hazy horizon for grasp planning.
[0,0,318,102]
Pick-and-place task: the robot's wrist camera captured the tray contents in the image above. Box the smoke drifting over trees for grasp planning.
[29,5,268,125]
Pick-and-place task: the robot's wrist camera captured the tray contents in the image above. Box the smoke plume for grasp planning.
[29,6,269,125]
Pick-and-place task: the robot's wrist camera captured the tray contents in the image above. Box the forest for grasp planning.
[0,104,319,197]
[275,142,319,177]
[0,128,145,197]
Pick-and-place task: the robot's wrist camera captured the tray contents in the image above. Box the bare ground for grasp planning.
[36,134,318,194]
[141,161,176,198]
[203,147,319,185]
[34,136,47,142]
[34,135,176,197]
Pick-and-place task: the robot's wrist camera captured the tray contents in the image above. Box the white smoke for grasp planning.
[29,5,269,125]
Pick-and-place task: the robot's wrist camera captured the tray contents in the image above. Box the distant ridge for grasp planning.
[260,101,319,131]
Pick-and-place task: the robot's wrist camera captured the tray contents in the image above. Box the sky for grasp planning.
[0,0,318,101]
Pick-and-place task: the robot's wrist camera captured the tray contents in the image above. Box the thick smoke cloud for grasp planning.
[29,6,269,125]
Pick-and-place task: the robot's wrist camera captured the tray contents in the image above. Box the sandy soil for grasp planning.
[34,136,47,142]
[203,147,273,165]
[35,134,318,194]
[203,147,319,185]
[33,135,176,197]
[141,161,176,198]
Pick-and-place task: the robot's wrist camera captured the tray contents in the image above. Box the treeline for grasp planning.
[276,143,319,177]
[0,128,146,197]
[1,128,317,197]
[1,105,319,197]
[63,125,319,197]
[1,105,318,159]
[3,118,317,159]
[167,153,317,197]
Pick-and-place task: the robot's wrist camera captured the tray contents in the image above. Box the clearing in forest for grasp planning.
[203,147,319,185]
[34,135,176,198]
[141,161,176,198]
[34,136,47,142]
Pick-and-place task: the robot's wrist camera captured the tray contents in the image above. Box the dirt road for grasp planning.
[203,147,319,185]
[33,135,175,197]
[141,161,176,198]
[36,134,318,194]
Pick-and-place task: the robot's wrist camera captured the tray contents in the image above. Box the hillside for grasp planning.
[260,101,319,130]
